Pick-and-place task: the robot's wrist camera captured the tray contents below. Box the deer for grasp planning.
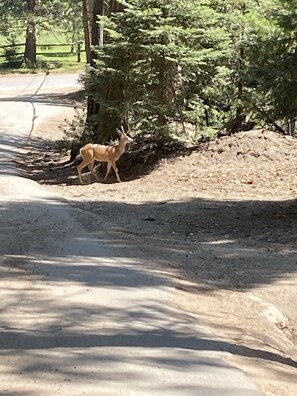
[77,126,133,184]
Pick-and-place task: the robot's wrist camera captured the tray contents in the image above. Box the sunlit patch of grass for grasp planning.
[0,30,86,74]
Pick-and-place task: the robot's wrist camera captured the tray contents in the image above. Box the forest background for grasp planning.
[0,0,296,144]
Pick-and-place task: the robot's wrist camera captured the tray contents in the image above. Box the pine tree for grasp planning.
[209,0,274,132]
[252,0,297,131]
[82,0,297,141]
[83,0,231,140]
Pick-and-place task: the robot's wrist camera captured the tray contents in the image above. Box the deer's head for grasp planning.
[117,125,133,145]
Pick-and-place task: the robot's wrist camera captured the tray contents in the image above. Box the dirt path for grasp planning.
[18,112,297,396]
[0,78,266,395]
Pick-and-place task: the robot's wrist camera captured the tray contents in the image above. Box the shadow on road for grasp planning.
[0,195,297,370]
[0,90,85,108]
[1,196,297,292]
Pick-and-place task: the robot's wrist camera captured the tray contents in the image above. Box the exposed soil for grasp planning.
[16,113,297,396]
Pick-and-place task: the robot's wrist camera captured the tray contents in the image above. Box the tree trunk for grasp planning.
[90,0,104,66]
[82,0,92,64]
[108,0,125,14]
[86,0,104,138]
[24,0,36,66]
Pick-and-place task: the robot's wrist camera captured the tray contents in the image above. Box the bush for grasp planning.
[3,39,23,68]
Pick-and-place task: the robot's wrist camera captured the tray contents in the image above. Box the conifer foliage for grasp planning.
[83,0,232,140]
[251,0,297,125]
[81,0,297,140]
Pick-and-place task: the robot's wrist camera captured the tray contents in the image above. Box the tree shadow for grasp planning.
[1,194,297,392]
[1,195,297,292]
[0,90,86,108]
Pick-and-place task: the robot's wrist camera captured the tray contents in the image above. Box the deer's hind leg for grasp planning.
[77,162,89,184]
[77,149,93,184]
[88,160,99,181]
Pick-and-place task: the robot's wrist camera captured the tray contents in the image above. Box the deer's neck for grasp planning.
[117,140,127,154]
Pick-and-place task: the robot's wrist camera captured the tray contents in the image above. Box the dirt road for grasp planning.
[18,94,297,394]
[0,75,264,395]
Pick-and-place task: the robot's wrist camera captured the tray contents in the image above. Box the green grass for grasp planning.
[0,30,86,74]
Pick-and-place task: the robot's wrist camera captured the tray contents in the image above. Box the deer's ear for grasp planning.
[116,128,122,136]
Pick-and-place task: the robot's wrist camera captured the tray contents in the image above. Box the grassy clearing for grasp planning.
[0,31,86,74]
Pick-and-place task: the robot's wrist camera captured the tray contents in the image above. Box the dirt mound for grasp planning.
[149,129,297,201]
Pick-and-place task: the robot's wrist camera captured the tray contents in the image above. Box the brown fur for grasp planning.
[77,129,133,184]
